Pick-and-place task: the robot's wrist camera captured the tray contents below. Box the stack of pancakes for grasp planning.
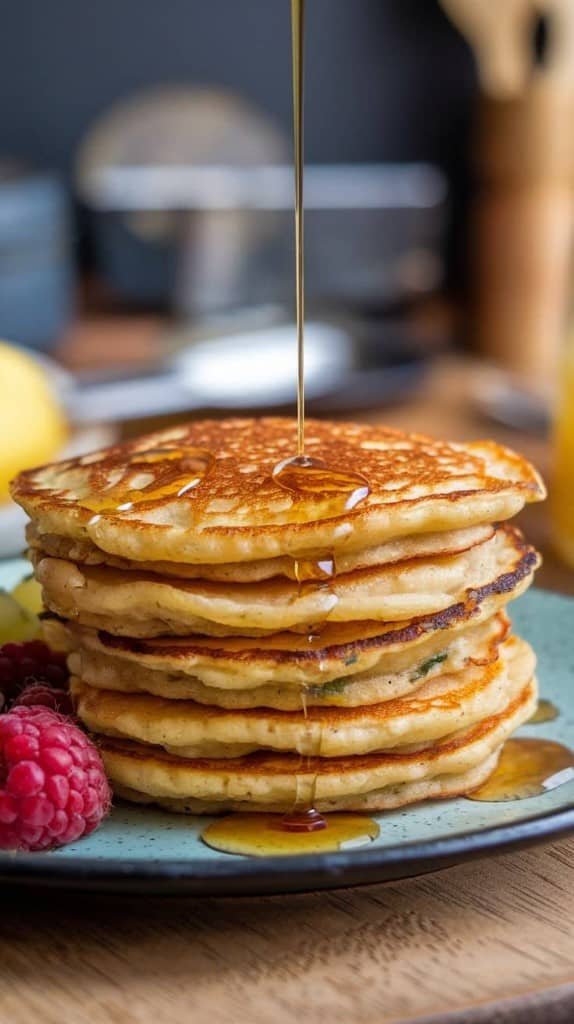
[11,419,546,814]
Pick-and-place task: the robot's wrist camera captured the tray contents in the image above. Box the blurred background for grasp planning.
[0,0,573,588]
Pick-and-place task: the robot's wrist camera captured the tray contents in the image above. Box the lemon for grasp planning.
[0,589,40,643]
[11,575,43,616]
[0,341,67,501]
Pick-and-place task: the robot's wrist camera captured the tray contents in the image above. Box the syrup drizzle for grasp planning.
[292,0,305,458]
[200,1,376,855]
[273,456,370,514]
[467,737,574,802]
[83,446,214,524]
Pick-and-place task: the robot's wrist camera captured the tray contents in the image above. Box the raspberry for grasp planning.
[0,640,69,712]
[14,682,74,717]
[0,707,111,851]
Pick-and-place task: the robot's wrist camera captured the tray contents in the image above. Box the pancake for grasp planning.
[34,526,539,637]
[26,520,496,583]
[10,418,545,566]
[54,563,529,690]
[66,612,510,709]
[72,635,534,757]
[113,754,501,815]
[98,675,537,812]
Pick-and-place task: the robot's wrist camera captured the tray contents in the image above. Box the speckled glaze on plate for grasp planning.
[0,558,573,896]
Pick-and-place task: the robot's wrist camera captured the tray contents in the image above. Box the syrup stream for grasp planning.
[292,0,305,457]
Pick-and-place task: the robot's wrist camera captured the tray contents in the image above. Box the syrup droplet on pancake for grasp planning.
[273,455,370,514]
[467,737,574,802]
[200,812,379,856]
[83,446,214,524]
[528,699,559,724]
[293,555,335,583]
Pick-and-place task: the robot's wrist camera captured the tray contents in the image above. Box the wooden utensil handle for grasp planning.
[473,85,574,386]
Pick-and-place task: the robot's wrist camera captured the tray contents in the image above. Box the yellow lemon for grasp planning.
[0,341,67,501]
[11,575,44,616]
[0,590,40,643]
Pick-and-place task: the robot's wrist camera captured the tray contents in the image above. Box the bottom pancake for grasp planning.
[99,676,536,812]
[113,753,500,815]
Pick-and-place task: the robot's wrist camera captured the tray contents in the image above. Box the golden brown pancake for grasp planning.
[11,418,545,565]
[71,635,534,757]
[65,612,509,709]
[13,416,544,823]
[113,754,501,815]
[26,520,495,582]
[33,526,539,637]
[98,676,537,812]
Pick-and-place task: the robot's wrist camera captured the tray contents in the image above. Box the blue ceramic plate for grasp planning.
[0,559,573,896]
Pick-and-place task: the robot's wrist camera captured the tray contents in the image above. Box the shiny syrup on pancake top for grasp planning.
[83,447,214,524]
[201,0,378,856]
[467,737,574,802]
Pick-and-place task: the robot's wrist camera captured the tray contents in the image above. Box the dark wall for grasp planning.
[0,0,477,283]
[1,0,475,166]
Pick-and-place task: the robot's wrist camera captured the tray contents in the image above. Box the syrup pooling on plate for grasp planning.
[201,812,380,857]
[528,699,559,724]
[83,446,215,524]
[467,737,574,802]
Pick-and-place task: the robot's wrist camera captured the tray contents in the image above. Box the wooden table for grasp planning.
[1,350,573,1024]
[0,840,573,1024]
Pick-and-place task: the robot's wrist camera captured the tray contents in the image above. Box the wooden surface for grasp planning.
[2,347,574,1023]
[0,839,573,1024]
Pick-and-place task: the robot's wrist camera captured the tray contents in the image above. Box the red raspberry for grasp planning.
[0,640,70,714]
[14,682,75,717]
[0,706,111,851]
[0,641,69,706]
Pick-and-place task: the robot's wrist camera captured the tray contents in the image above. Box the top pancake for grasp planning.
[11,418,545,565]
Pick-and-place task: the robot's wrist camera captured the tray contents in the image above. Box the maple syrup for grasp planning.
[201,812,379,857]
[84,446,214,523]
[528,699,559,724]
[293,555,335,584]
[198,1,375,855]
[273,1,370,513]
[467,738,574,802]
[273,455,370,513]
[280,807,326,832]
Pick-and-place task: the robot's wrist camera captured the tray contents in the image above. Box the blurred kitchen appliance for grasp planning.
[83,161,446,317]
[0,166,73,350]
[76,86,446,317]
[76,87,286,309]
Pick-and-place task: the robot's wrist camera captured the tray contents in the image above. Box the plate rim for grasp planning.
[0,804,573,896]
